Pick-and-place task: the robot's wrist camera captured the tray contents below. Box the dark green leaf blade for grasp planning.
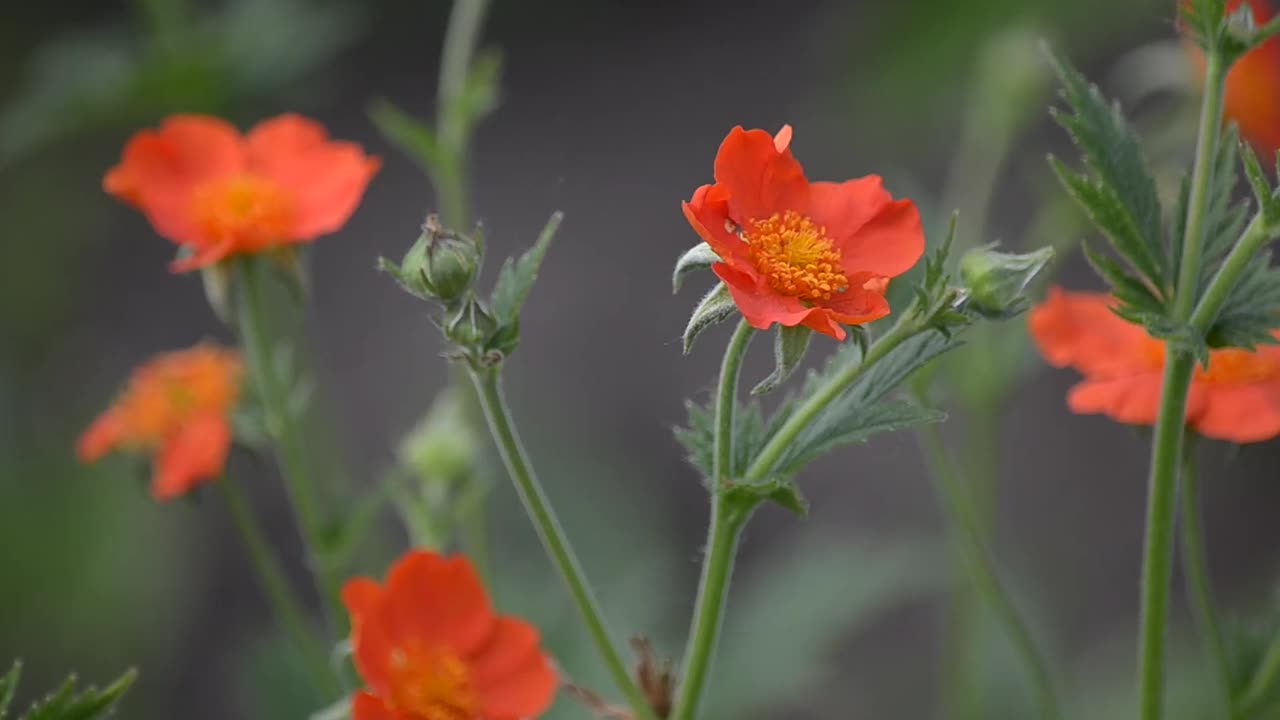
[489,211,563,324]
[752,325,811,395]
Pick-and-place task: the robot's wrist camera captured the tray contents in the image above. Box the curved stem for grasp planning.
[219,474,339,697]
[671,320,754,720]
[469,368,657,720]
[1138,352,1196,720]
[1190,213,1278,333]
[744,315,918,482]
[1240,629,1280,714]
[1178,448,1238,719]
[435,0,490,228]
[1173,50,1226,319]
[235,258,342,636]
[916,423,1062,720]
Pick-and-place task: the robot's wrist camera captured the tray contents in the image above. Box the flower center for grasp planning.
[743,210,848,302]
[388,646,477,720]
[1140,339,1276,385]
[191,174,292,251]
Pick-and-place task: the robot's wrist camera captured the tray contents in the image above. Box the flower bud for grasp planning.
[398,388,479,489]
[959,245,1054,318]
[380,215,480,304]
[445,297,499,350]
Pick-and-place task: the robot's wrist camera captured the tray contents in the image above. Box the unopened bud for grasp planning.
[960,245,1054,318]
[398,388,479,488]
[380,215,480,304]
[1227,2,1258,44]
[445,297,499,349]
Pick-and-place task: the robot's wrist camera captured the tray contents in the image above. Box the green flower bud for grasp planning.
[959,245,1054,319]
[397,388,479,488]
[445,297,499,350]
[380,215,480,304]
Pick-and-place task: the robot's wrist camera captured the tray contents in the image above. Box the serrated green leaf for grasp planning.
[489,211,563,324]
[1196,125,1251,295]
[1,661,20,719]
[682,283,737,354]
[672,242,720,293]
[752,325,811,395]
[674,394,771,482]
[1046,48,1166,291]
[1081,242,1163,314]
[1206,250,1280,349]
[28,669,136,720]
[369,98,445,175]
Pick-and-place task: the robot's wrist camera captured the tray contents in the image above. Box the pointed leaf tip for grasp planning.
[673,243,721,293]
[752,325,810,394]
[683,283,737,354]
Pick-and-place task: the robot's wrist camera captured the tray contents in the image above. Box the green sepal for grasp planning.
[490,211,563,325]
[958,244,1054,319]
[683,283,737,354]
[672,242,720,293]
[752,325,811,395]
[722,476,808,517]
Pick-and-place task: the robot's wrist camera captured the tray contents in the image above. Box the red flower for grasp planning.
[682,125,924,340]
[342,551,558,720]
[1030,288,1280,443]
[1187,1,1280,155]
[78,344,242,500]
[105,114,380,272]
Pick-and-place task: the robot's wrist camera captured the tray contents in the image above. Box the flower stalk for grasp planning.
[468,367,658,720]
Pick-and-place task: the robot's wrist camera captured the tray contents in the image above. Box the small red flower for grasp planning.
[78,344,242,500]
[1187,1,1280,155]
[682,125,925,340]
[1030,288,1280,443]
[105,114,380,272]
[342,550,558,720]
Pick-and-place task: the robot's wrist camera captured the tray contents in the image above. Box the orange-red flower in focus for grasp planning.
[682,125,925,340]
[105,114,380,272]
[343,550,558,720]
[78,344,242,500]
[1029,288,1280,443]
[1186,0,1280,155]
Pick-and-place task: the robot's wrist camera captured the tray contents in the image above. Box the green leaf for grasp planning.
[1046,48,1166,293]
[752,325,811,395]
[1206,250,1280,349]
[1,661,20,719]
[19,669,135,720]
[723,476,808,517]
[1195,125,1250,293]
[772,330,959,475]
[489,211,563,325]
[671,242,720,293]
[682,283,737,354]
[1081,242,1163,315]
[368,98,445,175]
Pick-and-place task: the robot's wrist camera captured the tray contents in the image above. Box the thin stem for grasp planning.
[1240,630,1280,714]
[916,423,1062,720]
[1190,213,1277,333]
[670,320,754,720]
[1138,352,1197,720]
[1173,50,1226,319]
[744,314,918,482]
[435,0,490,228]
[219,474,339,697]
[1178,448,1237,719]
[235,258,342,636]
[1138,45,1227,720]
[469,368,657,720]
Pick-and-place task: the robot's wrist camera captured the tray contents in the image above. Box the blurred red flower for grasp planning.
[682,125,924,341]
[1186,0,1280,156]
[78,344,242,499]
[343,550,558,720]
[1030,288,1280,443]
[105,114,380,272]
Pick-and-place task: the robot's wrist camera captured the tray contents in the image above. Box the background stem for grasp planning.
[235,258,342,636]
[469,368,656,720]
[219,473,338,697]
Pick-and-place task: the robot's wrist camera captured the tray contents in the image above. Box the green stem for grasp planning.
[1178,447,1237,719]
[1240,629,1280,714]
[219,474,338,697]
[436,0,490,228]
[670,320,754,720]
[916,423,1062,720]
[235,258,342,636]
[1138,47,1227,720]
[1173,50,1226,319]
[469,368,657,720]
[744,314,918,482]
[1190,213,1278,333]
[1138,352,1197,720]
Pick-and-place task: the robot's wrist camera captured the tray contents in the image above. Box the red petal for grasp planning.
[807,177,890,241]
[1067,374,1207,427]
[682,185,749,264]
[350,691,404,720]
[713,262,809,331]
[1029,289,1160,377]
[379,551,495,655]
[77,410,126,463]
[469,617,552,690]
[819,281,891,328]
[825,192,925,280]
[150,413,231,500]
[246,114,380,241]
[712,126,808,222]
[799,309,847,341]
[1191,381,1280,443]
[476,651,559,719]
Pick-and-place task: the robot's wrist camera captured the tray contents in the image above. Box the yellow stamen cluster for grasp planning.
[389,646,477,720]
[745,211,848,301]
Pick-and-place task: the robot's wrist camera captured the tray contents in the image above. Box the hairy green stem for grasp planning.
[1138,47,1227,720]
[744,314,917,482]
[1190,213,1278,333]
[671,320,754,720]
[469,368,657,720]
[1178,448,1237,719]
[219,473,338,696]
[916,423,1062,720]
[235,258,342,636]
